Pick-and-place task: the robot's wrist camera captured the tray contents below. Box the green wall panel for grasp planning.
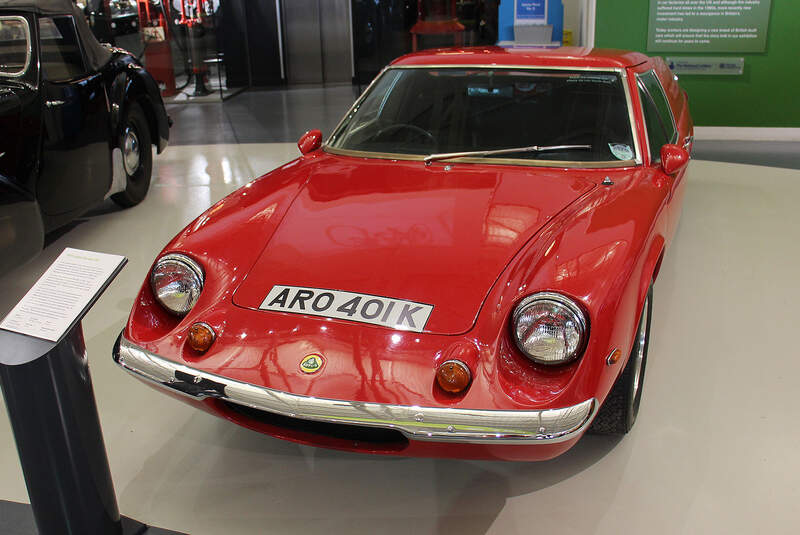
[595,0,799,127]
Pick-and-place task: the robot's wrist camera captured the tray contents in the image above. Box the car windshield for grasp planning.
[0,16,31,77]
[328,67,637,165]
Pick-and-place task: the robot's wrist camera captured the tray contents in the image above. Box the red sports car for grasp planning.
[114,47,692,461]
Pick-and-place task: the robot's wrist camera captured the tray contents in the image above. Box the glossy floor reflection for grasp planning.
[168,86,361,146]
[1,149,799,535]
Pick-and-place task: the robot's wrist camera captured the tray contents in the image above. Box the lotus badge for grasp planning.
[300,353,325,374]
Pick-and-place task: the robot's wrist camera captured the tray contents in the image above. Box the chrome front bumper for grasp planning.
[114,334,597,444]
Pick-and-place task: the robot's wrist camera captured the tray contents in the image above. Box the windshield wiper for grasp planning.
[423,144,592,165]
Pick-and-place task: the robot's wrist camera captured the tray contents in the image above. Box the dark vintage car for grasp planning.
[0,0,169,275]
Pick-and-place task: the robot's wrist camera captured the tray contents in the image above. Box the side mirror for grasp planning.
[298,129,322,155]
[660,144,689,175]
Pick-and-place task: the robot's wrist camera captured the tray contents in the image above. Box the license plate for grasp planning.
[259,285,434,333]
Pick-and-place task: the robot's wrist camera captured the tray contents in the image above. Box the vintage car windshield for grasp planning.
[328,67,637,165]
[0,16,32,77]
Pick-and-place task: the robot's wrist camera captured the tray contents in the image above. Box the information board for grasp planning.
[648,0,772,53]
[0,248,126,342]
[516,0,547,23]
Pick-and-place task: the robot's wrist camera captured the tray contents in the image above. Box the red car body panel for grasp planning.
[120,48,692,460]
[231,157,597,335]
[391,46,650,69]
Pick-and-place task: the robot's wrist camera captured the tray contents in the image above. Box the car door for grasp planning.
[1,14,42,191]
[36,14,110,218]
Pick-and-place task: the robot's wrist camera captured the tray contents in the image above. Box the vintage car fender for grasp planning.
[641,235,666,303]
[125,157,316,341]
[474,166,671,410]
[109,63,169,154]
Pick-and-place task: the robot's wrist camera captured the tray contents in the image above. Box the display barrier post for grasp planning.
[0,249,181,535]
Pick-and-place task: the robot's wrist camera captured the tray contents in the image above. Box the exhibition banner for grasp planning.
[648,0,772,53]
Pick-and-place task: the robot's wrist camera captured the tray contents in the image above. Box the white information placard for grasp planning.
[0,248,126,342]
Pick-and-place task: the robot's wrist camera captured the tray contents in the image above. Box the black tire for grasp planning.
[590,284,653,435]
[111,101,152,208]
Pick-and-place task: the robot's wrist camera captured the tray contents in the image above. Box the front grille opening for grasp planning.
[222,401,409,452]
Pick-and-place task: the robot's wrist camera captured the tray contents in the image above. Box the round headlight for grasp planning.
[512,292,588,365]
[150,254,204,316]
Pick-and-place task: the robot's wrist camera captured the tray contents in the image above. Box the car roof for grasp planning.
[0,0,76,14]
[0,0,112,71]
[391,46,650,70]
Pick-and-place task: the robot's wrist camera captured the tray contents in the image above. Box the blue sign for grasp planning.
[516,0,546,20]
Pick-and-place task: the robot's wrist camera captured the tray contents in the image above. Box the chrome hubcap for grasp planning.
[631,296,649,400]
[122,127,140,175]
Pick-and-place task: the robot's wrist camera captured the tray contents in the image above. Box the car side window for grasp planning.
[38,16,87,82]
[637,70,677,164]
[0,16,32,77]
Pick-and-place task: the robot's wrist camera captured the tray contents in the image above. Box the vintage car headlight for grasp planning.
[512,292,588,365]
[150,254,204,316]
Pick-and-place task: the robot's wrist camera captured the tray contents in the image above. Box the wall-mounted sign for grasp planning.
[648,0,772,53]
[516,0,547,23]
[666,56,745,75]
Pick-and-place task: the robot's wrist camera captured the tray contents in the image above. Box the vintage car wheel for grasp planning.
[111,102,153,208]
[590,284,653,435]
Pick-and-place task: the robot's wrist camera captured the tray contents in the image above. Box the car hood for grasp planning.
[232,154,596,335]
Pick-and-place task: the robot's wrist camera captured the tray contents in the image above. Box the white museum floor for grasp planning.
[1,144,798,534]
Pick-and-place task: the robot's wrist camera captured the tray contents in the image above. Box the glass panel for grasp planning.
[420,0,457,20]
[330,68,636,163]
[39,17,87,81]
[638,71,677,148]
[0,16,31,77]
[353,2,499,86]
[638,84,669,164]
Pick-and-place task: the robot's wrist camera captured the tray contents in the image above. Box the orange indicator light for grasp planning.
[607,348,622,366]
[436,360,472,394]
[188,322,216,353]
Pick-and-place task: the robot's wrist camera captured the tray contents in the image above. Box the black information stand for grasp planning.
[0,251,183,535]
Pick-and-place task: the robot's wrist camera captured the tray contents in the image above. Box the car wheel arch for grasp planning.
[109,72,159,151]
[132,93,160,153]
[600,236,663,384]
[109,71,132,138]
[566,232,664,405]
[640,233,664,291]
